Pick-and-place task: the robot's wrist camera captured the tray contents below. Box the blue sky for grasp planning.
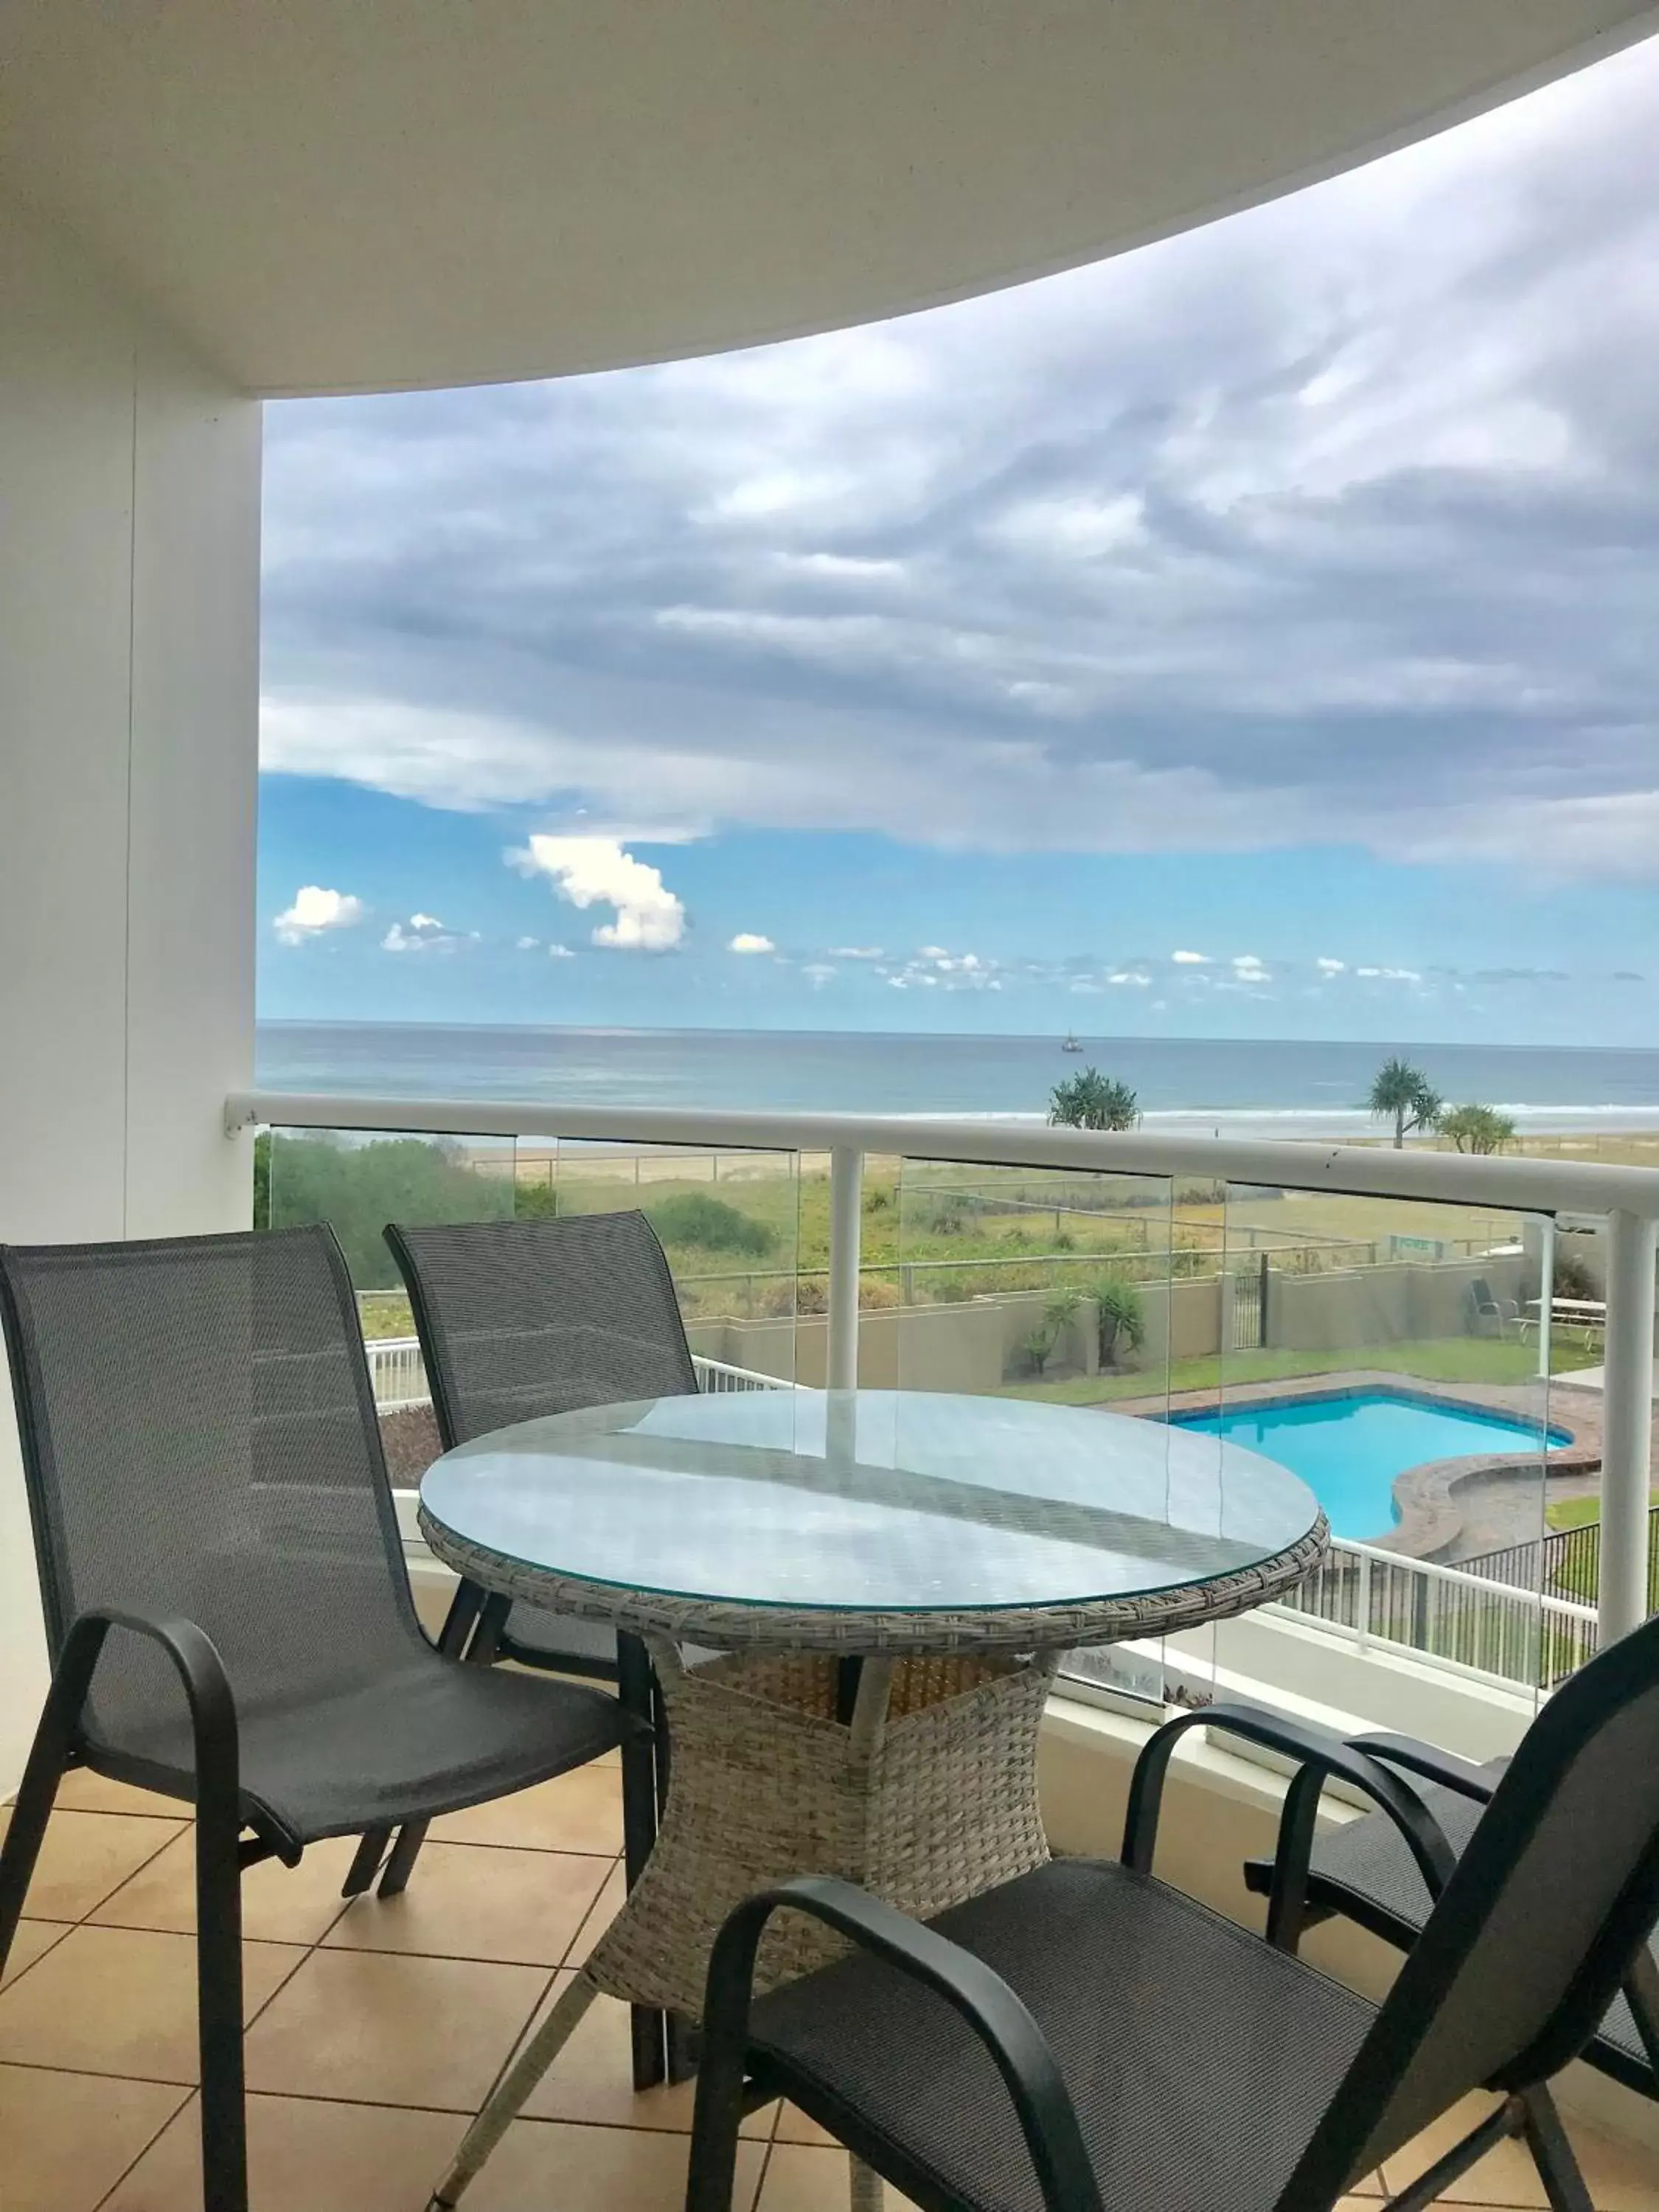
[259,38,1659,1046]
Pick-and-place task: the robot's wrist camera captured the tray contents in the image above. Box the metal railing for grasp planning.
[1461,1506,1659,1621]
[361,1335,795,1412]
[231,1088,1659,1651]
[1271,1537,1601,1691]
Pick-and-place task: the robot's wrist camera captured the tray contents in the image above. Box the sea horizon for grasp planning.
[256,1020,1659,1142]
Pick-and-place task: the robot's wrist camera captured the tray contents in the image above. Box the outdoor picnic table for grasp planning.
[416,1386,1326,2206]
[1523,1295,1607,1343]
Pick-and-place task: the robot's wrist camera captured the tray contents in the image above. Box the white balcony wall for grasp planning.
[0,186,260,1787]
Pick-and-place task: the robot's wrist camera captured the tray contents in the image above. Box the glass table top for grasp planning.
[419,1388,1322,1620]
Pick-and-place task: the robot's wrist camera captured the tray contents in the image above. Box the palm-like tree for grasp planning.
[1049,1067,1140,1131]
[1368,1057,1441,1149]
[1438,1102,1517,1155]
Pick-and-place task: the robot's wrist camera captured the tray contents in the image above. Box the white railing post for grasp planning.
[1354,1550,1371,1652]
[1599,1208,1658,1646]
[827,1147,864,1391]
[1537,1214,1555,1384]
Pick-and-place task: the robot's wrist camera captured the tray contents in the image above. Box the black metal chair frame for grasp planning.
[0,1226,633,2212]
[684,1641,1659,2212]
[1242,1730,1659,2100]
[378,1210,695,2088]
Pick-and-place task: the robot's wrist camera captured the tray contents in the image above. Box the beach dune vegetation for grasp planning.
[1048,1067,1139,1131]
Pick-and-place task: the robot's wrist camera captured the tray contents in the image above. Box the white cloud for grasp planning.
[1231,953,1272,984]
[918,945,950,961]
[383,914,470,953]
[546,942,575,959]
[800,962,838,988]
[830,945,884,959]
[728,932,776,953]
[1315,956,1346,975]
[1107,970,1152,987]
[273,886,365,945]
[510,836,686,950]
[1171,950,1210,965]
[515,935,540,950]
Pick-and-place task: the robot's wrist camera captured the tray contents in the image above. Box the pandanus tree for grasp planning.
[1368,1057,1442,1149]
[1437,1103,1517,1155]
[1048,1067,1140,1131]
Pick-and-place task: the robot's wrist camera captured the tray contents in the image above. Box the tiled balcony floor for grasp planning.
[4,1762,1657,2211]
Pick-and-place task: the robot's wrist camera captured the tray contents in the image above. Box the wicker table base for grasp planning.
[432,1641,1060,2207]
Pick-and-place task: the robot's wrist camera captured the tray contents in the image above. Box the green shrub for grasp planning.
[644,1192,776,1256]
[1093,1276,1146,1366]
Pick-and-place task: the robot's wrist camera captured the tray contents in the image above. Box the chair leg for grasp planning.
[359,1580,493,1901]
[195,1776,248,2212]
[1519,2088,1594,2212]
[376,1817,429,1899]
[617,1631,667,2091]
[0,1611,120,1971]
[684,1986,752,2212]
[340,1829,388,1898]
[0,1705,75,1975]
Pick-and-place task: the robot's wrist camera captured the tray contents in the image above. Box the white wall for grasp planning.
[0,187,260,1787]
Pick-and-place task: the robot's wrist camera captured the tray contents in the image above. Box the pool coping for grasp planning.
[1110,1371,1603,1561]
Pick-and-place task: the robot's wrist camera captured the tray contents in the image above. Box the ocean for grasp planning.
[255,1023,1659,1141]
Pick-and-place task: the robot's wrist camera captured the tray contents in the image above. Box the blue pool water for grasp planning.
[1167,1391,1568,1541]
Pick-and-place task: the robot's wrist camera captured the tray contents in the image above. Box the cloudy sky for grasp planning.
[260,35,1659,1044]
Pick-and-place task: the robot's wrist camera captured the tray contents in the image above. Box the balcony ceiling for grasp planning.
[2,1,1656,398]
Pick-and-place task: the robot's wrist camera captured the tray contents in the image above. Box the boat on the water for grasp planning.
[1061,1032,1083,1053]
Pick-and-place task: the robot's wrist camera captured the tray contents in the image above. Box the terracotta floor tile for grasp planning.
[429,1764,624,1855]
[1383,2093,1659,2210]
[0,2063,189,2212]
[243,1945,547,2111]
[463,2114,766,2212]
[566,1860,627,1966]
[0,1804,185,1921]
[0,1926,303,2082]
[1,1919,72,1990]
[91,1829,360,1944]
[52,1769,184,1819]
[323,1841,610,1966]
[101,2090,469,2212]
[773,2102,835,2147]
[757,2143,922,2211]
[517,1976,768,2134]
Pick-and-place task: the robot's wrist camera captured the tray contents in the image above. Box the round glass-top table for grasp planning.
[418,1386,1325,1653]
[422,1390,1324,2209]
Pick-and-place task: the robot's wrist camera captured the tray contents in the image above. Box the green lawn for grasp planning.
[998,1336,1597,1408]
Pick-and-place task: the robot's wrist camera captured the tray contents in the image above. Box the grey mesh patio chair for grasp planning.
[1243,1737,1659,2102]
[382,1209,702,2081]
[386,1208,699,1686]
[1469,1278,1520,1338]
[684,1617,1659,2212]
[0,1226,630,2212]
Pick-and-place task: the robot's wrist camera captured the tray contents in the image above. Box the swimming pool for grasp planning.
[1166,1389,1568,1541]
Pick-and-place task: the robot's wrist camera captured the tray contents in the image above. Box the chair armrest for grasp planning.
[695,1876,1103,2212]
[1350,1733,1500,1806]
[52,1607,281,1857]
[1122,1703,1458,1948]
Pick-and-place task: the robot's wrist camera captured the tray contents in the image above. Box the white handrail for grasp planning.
[227,1089,1659,1218]
[1332,1534,1599,1623]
